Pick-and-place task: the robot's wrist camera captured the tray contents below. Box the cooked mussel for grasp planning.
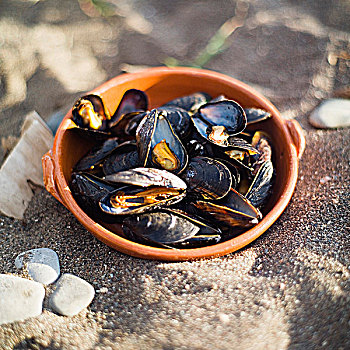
[251,131,272,175]
[180,156,232,200]
[122,208,221,248]
[136,109,188,174]
[245,160,274,208]
[244,107,272,125]
[193,188,261,228]
[74,137,120,173]
[102,141,140,175]
[72,94,112,139]
[191,100,247,147]
[104,167,187,190]
[100,185,186,215]
[195,100,247,134]
[70,172,120,222]
[100,168,187,215]
[109,89,148,127]
[157,106,192,139]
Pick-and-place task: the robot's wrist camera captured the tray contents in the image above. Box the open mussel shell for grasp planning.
[102,141,140,175]
[109,89,148,127]
[104,167,187,190]
[246,160,274,208]
[71,94,112,139]
[180,156,232,200]
[70,172,121,223]
[74,137,120,173]
[157,106,192,139]
[136,109,188,174]
[162,92,212,112]
[99,185,186,215]
[191,105,248,148]
[195,100,247,135]
[109,111,147,139]
[193,188,261,228]
[244,108,272,125]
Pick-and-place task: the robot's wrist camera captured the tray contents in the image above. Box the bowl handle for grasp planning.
[42,150,65,206]
[286,119,305,160]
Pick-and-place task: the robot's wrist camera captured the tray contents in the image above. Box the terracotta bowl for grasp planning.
[42,67,305,261]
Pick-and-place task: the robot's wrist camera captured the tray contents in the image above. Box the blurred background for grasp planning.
[0,0,349,163]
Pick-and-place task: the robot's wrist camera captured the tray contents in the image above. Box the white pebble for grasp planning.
[0,274,45,325]
[309,98,350,129]
[49,273,95,316]
[15,248,60,285]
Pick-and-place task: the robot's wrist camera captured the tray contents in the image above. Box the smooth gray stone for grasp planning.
[49,273,95,316]
[15,248,60,285]
[309,98,350,129]
[0,274,45,325]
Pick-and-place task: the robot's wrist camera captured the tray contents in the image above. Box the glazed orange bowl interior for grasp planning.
[49,67,302,261]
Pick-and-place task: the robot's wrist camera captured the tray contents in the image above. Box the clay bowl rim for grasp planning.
[52,67,299,261]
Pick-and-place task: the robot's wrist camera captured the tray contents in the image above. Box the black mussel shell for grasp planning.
[99,185,186,215]
[246,160,274,208]
[251,131,273,176]
[164,208,222,236]
[74,137,120,173]
[244,108,272,125]
[104,167,187,190]
[109,89,148,127]
[193,188,261,228]
[122,211,200,246]
[180,156,232,200]
[215,158,241,190]
[157,106,192,139]
[70,172,121,223]
[162,92,211,111]
[136,109,188,174]
[102,141,140,175]
[109,111,148,139]
[170,234,221,248]
[72,94,111,135]
[185,132,216,158]
[191,108,248,148]
[195,100,247,135]
[226,137,259,155]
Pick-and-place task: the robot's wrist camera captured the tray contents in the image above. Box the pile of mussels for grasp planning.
[70,89,274,249]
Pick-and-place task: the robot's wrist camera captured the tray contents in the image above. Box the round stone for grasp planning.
[49,273,95,317]
[309,98,350,129]
[15,248,60,285]
[0,274,45,325]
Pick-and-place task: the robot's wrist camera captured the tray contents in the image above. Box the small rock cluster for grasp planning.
[0,248,95,325]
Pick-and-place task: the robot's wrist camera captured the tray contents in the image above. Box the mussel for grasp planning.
[191,100,247,147]
[193,188,261,228]
[180,156,232,200]
[122,209,221,248]
[70,89,276,249]
[71,89,148,140]
[136,109,188,174]
[100,168,187,215]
